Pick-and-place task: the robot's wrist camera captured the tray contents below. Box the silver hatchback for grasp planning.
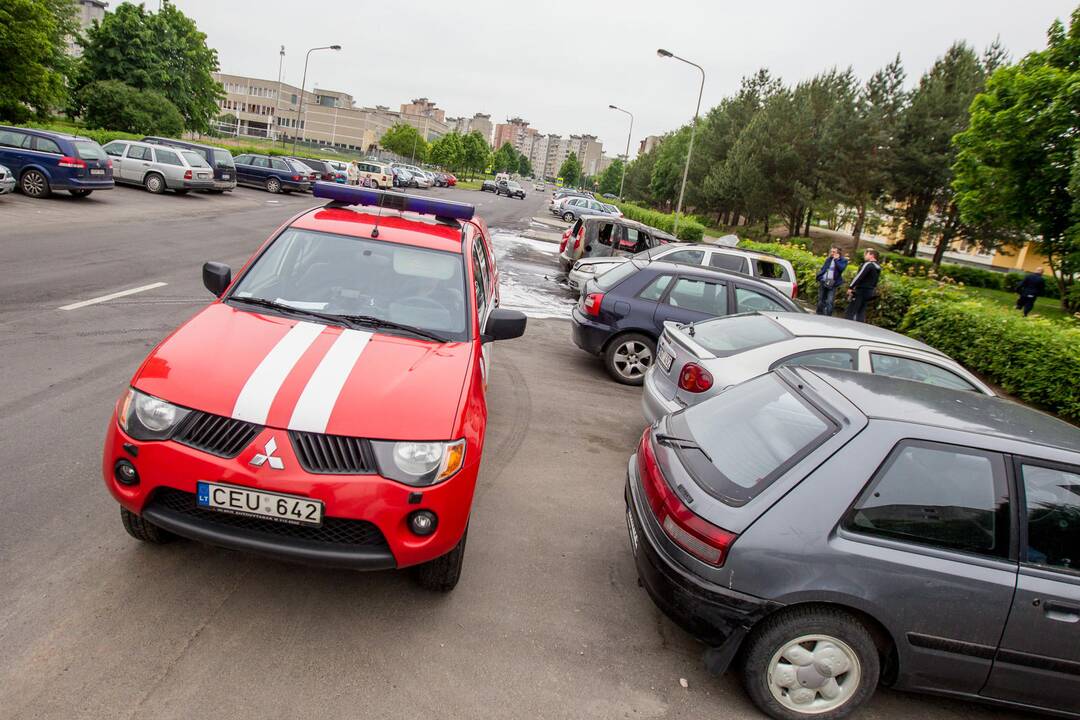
[103,140,215,194]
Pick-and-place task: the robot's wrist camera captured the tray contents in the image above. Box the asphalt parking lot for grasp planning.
[0,183,1029,719]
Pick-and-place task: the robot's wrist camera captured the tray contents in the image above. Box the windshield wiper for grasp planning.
[229,296,347,326]
[654,433,712,462]
[337,314,448,343]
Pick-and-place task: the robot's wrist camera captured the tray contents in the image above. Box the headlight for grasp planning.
[578,264,597,273]
[117,388,191,440]
[370,439,466,487]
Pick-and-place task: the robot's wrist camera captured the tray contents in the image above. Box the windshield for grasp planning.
[182,150,210,168]
[230,229,469,341]
[213,149,235,167]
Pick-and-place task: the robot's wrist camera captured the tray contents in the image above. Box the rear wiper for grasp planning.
[654,433,712,462]
[338,314,448,343]
[229,296,346,326]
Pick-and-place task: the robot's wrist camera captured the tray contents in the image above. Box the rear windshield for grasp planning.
[755,258,793,282]
[688,314,791,356]
[213,149,234,167]
[669,373,835,506]
[594,260,641,291]
[182,150,210,168]
[73,140,106,161]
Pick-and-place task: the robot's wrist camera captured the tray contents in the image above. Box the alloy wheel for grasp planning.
[266,177,281,193]
[767,634,862,714]
[21,170,48,197]
[612,340,652,380]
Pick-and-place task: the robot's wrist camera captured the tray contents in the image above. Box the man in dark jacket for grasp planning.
[1015,267,1046,317]
[815,246,849,315]
[844,249,881,322]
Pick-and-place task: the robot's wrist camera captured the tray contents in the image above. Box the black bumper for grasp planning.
[570,308,610,355]
[625,467,777,668]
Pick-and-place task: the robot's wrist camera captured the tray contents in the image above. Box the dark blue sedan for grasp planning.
[232,153,311,193]
[572,259,801,384]
[0,126,114,198]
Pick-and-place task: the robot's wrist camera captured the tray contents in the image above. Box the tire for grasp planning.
[20,169,50,198]
[562,211,575,222]
[265,176,281,194]
[742,607,879,720]
[174,189,189,195]
[120,507,175,544]
[143,172,165,194]
[68,189,92,197]
[370,180,380,189]
[412,528,467,592]
[603,333,656,385]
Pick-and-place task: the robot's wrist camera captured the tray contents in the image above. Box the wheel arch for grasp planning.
[19,163,54,182]
[601,327,659,356]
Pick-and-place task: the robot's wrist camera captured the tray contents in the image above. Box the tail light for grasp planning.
[791,279,798,299]
[582,292,604,317]
[183,169,192,180]
[106,159,113,169]
[58,156,86,169]
[572,229,583,250]
[292,175,301,181]
[637,430,735,566]
[678,363,714,393]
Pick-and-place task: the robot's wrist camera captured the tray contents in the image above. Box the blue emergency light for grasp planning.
[313,181,475,221]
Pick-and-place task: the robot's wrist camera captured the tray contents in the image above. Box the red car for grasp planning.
[102,183,526,591]
[445,174,457,187]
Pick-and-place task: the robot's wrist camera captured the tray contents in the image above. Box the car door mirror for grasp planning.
[202,261,232,297]
[482,308,527,343]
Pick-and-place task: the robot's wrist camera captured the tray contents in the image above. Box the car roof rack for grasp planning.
[313,181,475,224]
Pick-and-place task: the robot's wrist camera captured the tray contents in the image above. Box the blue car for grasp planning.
[231,153,311,194]
[571,259,801,384]
[0,126,114,198]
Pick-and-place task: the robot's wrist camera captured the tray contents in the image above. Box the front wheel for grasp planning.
[20,169,51,198]
[742,607,880,720]
[265,176,281,193]
[120,507,175,544]
[412,528,467,592]
[370,180,379,189]
[603,333,655,385]
[68,189,93,197]
[562,211,575,222]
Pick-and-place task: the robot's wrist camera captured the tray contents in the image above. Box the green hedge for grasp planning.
[902,295,1080,421]
[611,201,706,242]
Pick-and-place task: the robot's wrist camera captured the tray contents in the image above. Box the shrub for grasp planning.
[80,80,184,136]
[902,296,1080,422]
[610,201,705,242]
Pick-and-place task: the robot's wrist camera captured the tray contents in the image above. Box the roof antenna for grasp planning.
[370,186,386,238]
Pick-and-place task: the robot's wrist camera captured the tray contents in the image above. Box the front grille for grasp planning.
[174,411,260,458]
[149,488,388,547]
[290,431,376,474]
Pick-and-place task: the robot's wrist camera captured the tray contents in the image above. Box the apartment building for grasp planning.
[444,113,495,145]
[400,98,445,123]
[493,117,532,151]
[68,0,107,56]
[639,135,662,155]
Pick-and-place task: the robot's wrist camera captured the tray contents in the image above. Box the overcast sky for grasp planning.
[150,0,1074,157]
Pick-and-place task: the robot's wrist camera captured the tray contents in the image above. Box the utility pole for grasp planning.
[608,105,633,200]
[274,45,285,143]
[293,44,341,155]
[657,48,705,237]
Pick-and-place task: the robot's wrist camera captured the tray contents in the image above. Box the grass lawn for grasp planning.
[453,178,489,191]
[959,286,1077,324]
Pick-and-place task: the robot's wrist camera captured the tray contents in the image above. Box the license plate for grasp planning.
[626,506,640,556]
[198,173,209,179]
[221,174,230,180]
[89,168,105,176]
[657,345,674,372]
[196,481,323,526]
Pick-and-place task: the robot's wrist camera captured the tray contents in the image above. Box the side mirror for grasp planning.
[202,261,232,297]
[482,308,527,343]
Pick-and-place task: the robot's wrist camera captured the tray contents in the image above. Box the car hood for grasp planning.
[133,303,471,440]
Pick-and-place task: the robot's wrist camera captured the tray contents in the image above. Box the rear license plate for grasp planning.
[198,173,209,179]
[196,481,323,526]
[657,345,674,372]
[89,168,105,176]
[221,173,231,180]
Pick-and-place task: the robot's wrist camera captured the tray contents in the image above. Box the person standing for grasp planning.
[1015,266,1046,317]
[815,246,849,316]
[845,249,881,323]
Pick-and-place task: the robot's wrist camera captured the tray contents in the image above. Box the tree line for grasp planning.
[620,7,1079,307]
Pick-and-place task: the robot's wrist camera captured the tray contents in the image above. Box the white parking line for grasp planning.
[58,282,168,311]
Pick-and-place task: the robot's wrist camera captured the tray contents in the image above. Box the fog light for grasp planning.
[409,510,437,536]
[114,459,139,486]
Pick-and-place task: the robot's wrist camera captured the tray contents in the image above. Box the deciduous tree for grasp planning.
[461,131,490,180]
[381,123,428,162]
[558,152,581,186]
[0,0,78,121]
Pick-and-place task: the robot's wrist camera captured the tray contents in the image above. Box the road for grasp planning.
[0,183,1024,719]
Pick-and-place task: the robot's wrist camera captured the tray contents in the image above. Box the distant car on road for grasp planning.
[641,311,994,424]
[601,192,616,199]
[232,153,311,193]
[103,139,215,194]
[571,259,799,384]
[321,159,350,183]
[496,180,526,199]
[534,182,545,191]
[143,137,237,192]
[0,125,114,198]
[0,164,15,195]
[627,364,1080,720]
[480,179,497,192]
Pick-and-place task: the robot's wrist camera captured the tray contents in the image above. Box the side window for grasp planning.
[473,236,491,299]
[754,259,790,281]
[596,223,615,247]
[735,286,790,313]
[639,274,673,302]
[271,158,291,171]
[709,252,748,273]
[1020,462,1079,572]
[0,130,28,148]
[662,249,705,266]
[234,154,250,164]
[870,353,978,392]
[125,145,147,160]
[33,136,62,154]
[154,149,181,166]
[666,278,728,315]
[471,248,488,320]
[773,350,856,371]
[103,142,126,157]
[843,441,1011,559]
[621,227,646,252]
[251,156,270,168]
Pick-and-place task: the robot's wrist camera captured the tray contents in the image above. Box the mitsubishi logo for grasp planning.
[250,437,284,470]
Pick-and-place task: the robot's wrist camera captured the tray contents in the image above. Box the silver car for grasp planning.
[103,140,214,194]
[0,164,15,195]
[642,311,994,424]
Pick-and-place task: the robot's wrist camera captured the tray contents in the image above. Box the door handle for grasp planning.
[1042,600,1080,623]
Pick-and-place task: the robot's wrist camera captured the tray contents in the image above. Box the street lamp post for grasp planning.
[608,104,633,201]
[292,44,341,155]
[656,48,704,237]
[273,45,285,143]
